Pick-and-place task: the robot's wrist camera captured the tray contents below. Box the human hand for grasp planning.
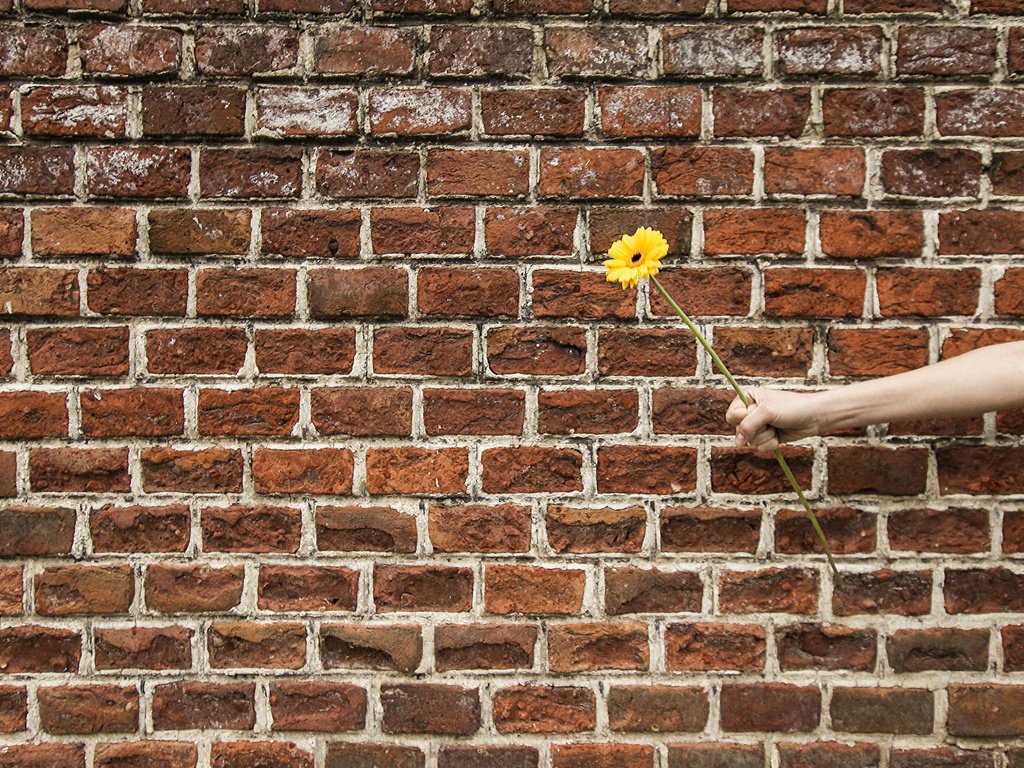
[726,387,820,454]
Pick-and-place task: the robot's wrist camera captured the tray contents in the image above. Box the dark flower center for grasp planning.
[630,252,643,263]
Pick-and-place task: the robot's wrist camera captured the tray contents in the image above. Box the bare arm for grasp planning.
[727,340,1024,453]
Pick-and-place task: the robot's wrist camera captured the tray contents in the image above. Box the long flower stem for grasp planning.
[651,275,843,586]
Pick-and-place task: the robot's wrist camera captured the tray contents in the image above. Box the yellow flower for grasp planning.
[603,227,670,290]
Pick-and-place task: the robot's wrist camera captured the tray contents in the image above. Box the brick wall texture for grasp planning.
[1,0,1024,766]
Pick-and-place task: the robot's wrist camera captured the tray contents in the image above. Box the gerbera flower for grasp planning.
[604,226,670,290]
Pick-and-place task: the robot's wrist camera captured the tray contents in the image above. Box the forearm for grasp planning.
[811,340,1024,433]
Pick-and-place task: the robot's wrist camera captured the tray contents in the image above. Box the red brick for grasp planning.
[317,505,418,554]
[146,328,247,375]
[608,0,704,10]
[940,210,1024,255]
[833,569,932,616]
[0,625,81,674]
[878,267,980,317]
[599,329,697,378]
[607,685,709,733]
[546,504,645,554]
[256,86,358,138]
[0,505,75,557]
[269,681,366,732]
[143,85,246,138]
[888,507,989,553]
[941,327,1024,358]
[372,207,475,254]
[374,327,473,376]
[606,567,703,614]
[374,565,474,612]
[307,267,407,320]
[823,87,925,137]
[87,268,188,316]
[551,744,654,768]
[661,505,761,553]
[890,748,994,768]
[548,622,649,672]
[324,744,424,768]
[938,445,1024,494]
[28,326,129,377]
[0,209,22,258]
[145,564,244,614]
[439,747,538,768]
[887,627,989,672]
[0,744,84,768]
[845,0,943,9]
[37,685,138,735]
[653,147,755,197]
[599,85,701,138]
[366,447,468,495]
[22,86,127,138]
[945,568,1024,613]
[597,446,697,495]
[710,446,813,494]
[720,684,821,732]
[667,744,764,768]
[313,386,412,437]
[729,0,825,9]
[94,627,193,671]
[381,684,479,736]
[86,147,190,199]
[540,147,645,199]
[663,25,764,77]
[1007,509,1024,554]
[427,386,523,435]
[485,565,586,615]
[546,26,649,78]
[882,148,982,198]
[704,208,805,255]
[485,205,578,257]
[1005,626,1024,671]
[35,564,134,616]
[0,27,68,76]
[434,624,537,672]
[776,506,876,555]
[777,623,877,671]
[321,623,422,672]
[259,0,352,11]
[492,686,596,734]
[202,504,300,553]
[373,0,470,13]
[428,148,529,198]
[778,743,880,768]
[827,444,929,496]
[143,0,244,10]
[713,327,814,377]
[487,326,587,375]
[79,24,182,76]
[91,504,189,553]
[210,743,311,768]
[0,451,13,497]
[947,684,1024,737]
[208,621,306,670]
[258,565,358,612]
[720,568,819,614]
[0,568,21,615]
[418,267,519,318]
[713,87,811,137]
[369,87,471,136]
[317,150,419,200]
[199,148,302,200]
[820,210,924,259]
[0,391,68,439]
[31,207,137,258]
[498,0,590,10]
[315,25,416,75]
[262,208,362,260]
[993,152,1024,196]
[152,682,254,731]
[539,388,638,435]
[142,447,243,493]
[776,27,882,77]
[80,388,184,438]
[148,208,250,256]
[195,24,298,76]
[0,146,75,196]
[481,88,586,137]
[30,447,129,493]
[764,268,865,318]
[429,25,533,77]
[482,447,583,494]
[592,207,694,258]
[937,88,1024,137]
[765,147,865,196]
[256,328,356,375]
[1012,27,1024,74]
[430,503,531,554]
[252,448,353,495]
[198,387,299,437]
[0,685,26,732]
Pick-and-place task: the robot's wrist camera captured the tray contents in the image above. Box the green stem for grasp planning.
[650,275,844,587]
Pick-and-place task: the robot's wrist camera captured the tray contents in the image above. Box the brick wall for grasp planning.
[1,0,1024,766]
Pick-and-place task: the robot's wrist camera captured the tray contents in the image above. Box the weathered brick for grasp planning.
[32,207,137,258]
[37,685,138,735]
[888,507,989,553]
[764,147,865,196]
[945,568,1024,613]
[325,744,424,768]
[0,146,75,196]
[541,148,645,199]
[202,504,301,553]
[551,744,654,768]
[256,86,358,138]
[210,743,312,768]
[208,621,306,670]
[764,267,865,318]
[712,327,813,377]
[607,685,708,733]
[776,27,882,77]
[713,87,811,137]
[599,86,701,138]
[661,505,761,553]
[429,26,533,77]
[605,567,703,615]
[317,505,418,554]
[427,148,530,197]
[94,626,192,672]
[146,564,244,614]
[252,448,353,495]
[833,569,932,616]
[313,387,412,437]
[199,148,303,200]
[369,87,472,136]
[374,565,474,612]
[823,87,925,137]
[539,389,638,435]
[145,328,247,375]
[940,210,1024,255]
[777,743,880,768]
[372,207,475,254]
[487,326,587,375]
[256,329,356,375]
[887,627,989,673]
[827,445,929,495]
[143,86,246,137]
[663,25,763,77]
[548,622,649,672]
[653,147,755,197]
[947,685,1024,737]
[438,746,539,768]
[87,268,188,316]
[882,149,982,198]
[719,568,819,614]
[30,447,130,493]
[667,744,764,768]
[35,564,134,616]
[367,447,469,496]
[546,504,645,554]
[321,623,422,673]
[86,147,190,199]
[704,208,805,255]
[419,268,520,318]
[259,565,358,612]
[0,27,68,77]
[148,208,250,256]
[23,86,127,138]
[820,210,924,259]
[434,623,537,671]
[710,446,813,494]
[0,392,69,439]
[492,686,596,734]
[315,25,415,75]
[481,88,586,137]
[483,447,583,494]
[0,625,81,674]
[936,88,1024,137]
[485,206,578,256]
[80,24,182,77]
[28,326,129,377]
[877,267,980,317]
[599,329,697,377]
[195,24,298,76]
[938,445,1024,494]
[545,26,649,78]
[776,506,876,555]
[269,681,366,732]
[721,684,821,732]
[152,681,254,731]
[80,388,184,438]
[485,565,586,615]
[142,446,243,493]
[777,623,877,671]
[0,505,75,557]
[430,503,532,553]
